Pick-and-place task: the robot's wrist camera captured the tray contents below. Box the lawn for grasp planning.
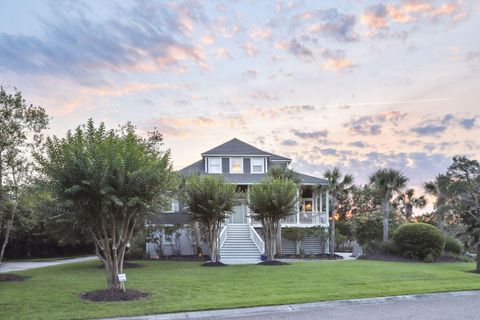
[1,260,479,320]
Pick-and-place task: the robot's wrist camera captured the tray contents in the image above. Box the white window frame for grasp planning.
[229,157,243,173]
[208,157,222,173]
[165,199,180,213]
[251,158,265,173]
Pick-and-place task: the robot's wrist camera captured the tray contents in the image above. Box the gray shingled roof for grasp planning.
[201,138,291,161]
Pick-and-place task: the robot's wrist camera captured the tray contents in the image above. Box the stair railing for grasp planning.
[219,225,228,249]
[249,224,265,254]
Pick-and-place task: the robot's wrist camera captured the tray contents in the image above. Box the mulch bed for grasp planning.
[152,255,209,262]
[0,274,30,282]
[201,261,228,267]
[95,262,144,269]
[79,288,149,302]
[278,254,344,260]
[258,260,289,266]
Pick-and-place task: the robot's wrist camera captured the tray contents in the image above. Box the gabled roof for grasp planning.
[201,138,291,161]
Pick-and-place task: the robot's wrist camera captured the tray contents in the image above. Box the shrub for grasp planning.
[352,213,383,245]
[444,236,463,255]
[125,231,146,260]
[393,223,444,260]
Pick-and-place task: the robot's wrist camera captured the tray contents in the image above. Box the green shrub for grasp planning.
[393,223,444,260]
[335,220,353,239]
[444,236,463,255]
[352,213,383,245]
[125,231,146,260]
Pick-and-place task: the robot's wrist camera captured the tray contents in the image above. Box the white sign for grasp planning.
[118,273,127,282]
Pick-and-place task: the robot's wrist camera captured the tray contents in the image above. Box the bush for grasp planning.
[352,213,383,245]
[393,223,444,260]
[444,236,463,255]
[125,232,146,260]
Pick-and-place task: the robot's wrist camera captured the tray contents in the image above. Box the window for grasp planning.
[251,158,264,173]
[208,157,221,173]
[230,157,243,173]
[165,200,180,213]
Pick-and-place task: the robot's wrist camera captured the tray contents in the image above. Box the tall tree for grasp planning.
[249,178,298,261]
[369,168,408,242]
[424,174,453,233]
[323,167,354,257]
[38,120,176,289]
[445,155,480,272]
[267,165,301,256]
[394,188,427,221]
[0,87,48,264]
[183,175,237,263]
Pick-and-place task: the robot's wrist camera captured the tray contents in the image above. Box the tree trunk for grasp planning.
[382,199,389,242]
[476,241,480,274]
[406,204,413,221]
[329,195,337,258]
[193,222,202,256]
[275,221,282,256]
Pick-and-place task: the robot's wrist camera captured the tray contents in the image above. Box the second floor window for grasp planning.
[230,157,243,173]
[208,157,221,173]
[251,158,264,173]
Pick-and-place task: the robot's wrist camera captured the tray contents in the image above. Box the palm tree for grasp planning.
[324,167,354,257]
[424,174,452,233]
[267,165,301,256]
[369,168,408,242]
[395,188,427,221]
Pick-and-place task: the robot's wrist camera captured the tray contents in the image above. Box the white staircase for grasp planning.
[220,224,262,264]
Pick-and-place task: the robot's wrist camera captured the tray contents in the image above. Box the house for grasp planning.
[147,138,330,264]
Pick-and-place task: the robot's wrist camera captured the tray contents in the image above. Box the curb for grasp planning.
[101,290,480,320]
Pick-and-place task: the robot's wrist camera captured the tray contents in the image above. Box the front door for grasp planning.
[229,202,247,224]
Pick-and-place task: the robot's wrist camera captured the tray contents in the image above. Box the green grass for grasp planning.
[1,260,479,320]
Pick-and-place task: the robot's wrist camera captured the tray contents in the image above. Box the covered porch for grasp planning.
[227,184,329,227]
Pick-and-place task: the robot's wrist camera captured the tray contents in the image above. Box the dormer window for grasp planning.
[230,157,243,173]
[208,157,221,173]
[251,158,265,173]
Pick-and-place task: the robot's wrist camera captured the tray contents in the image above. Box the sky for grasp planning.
[1,0,479,208]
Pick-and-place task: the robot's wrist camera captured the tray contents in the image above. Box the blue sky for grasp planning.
[1,0,479,207]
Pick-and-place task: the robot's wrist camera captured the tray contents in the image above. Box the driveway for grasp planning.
[103,290,480,320]
[0,256,98,273]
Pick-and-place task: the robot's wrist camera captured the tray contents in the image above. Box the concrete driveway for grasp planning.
[103,290,480,320]
[0,256,98,273]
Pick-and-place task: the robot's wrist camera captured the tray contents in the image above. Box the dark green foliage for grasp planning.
[183,175,237,262]
[393,223,445,260]
[444,236,463,255]
[125,231,146,260]
[352,213,383,245]
[249,178,298,260]
[38,119,176,288]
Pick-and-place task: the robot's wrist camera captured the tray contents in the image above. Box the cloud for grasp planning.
[281,139,298,146]
[250,26,273,40]
[292,129,328,139]
[346,111,407,136]
[255,104,316,118]
[294,8,358,42]
[0,1,210,85]
[249,91,278,101]
[213,47,232,59]
[348,141,369,148]
[411,124,447,136]
[459,118,476,129]
[277,39,314,61]
[240,43,260,57]
[321,49,356,71]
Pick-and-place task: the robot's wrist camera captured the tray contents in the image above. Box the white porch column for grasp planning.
[320,191,323,213]
[296,187,300,224]
[326,190,330,227]
[247,185,251,224]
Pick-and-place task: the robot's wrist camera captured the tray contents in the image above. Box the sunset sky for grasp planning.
[1,0,479,207]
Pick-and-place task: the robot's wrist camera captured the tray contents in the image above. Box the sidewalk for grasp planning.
[0,256,98,273]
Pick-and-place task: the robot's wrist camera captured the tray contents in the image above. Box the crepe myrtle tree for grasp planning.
[0,87,49,264]
[183,175,237,263]
[38,119,176,289]
[249,178,298,261]
[369,168,408,243]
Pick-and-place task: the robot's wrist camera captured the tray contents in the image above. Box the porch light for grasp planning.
[305,202,312,211]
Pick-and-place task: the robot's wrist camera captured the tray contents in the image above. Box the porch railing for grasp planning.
[281,211,328,226]
[249,224,265,254]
